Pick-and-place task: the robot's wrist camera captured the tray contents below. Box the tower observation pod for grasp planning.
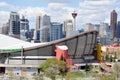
[72,10,77,31]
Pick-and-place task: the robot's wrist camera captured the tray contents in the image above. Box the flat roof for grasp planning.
[0,34,47,53]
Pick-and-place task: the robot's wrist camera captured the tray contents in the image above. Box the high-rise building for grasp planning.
[33,15,42,42]
[117,21,120,38]
[36,15,41,30]
[99,23,110,45]
[110,10,117,39]
[20,15,29,40]
[63,20,73,37]
[50,22,63,41]
[83,23,94,31]
[94,24,100,31]
[99,23,108,37]
[0,27,2,34]
[9,11,20,38]
[2,23,9,35]
[40,14,51,42]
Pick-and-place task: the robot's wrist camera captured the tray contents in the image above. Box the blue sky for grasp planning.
[0,0,120,29]
[2,0,80,7]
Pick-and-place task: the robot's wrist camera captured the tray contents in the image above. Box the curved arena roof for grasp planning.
[0,30,98,66]
[0,30,98,56]
[23,30,98,59]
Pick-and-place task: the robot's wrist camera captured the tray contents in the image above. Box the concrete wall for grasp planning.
[5,67,38,76]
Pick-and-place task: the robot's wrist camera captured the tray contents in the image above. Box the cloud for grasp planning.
[0,11,9,26]
[80,0,116,7]
[0,0,120,30]
[43,0,74,3]
[46,3,74,22]
[18,3,74,28]
[0,2,11,7]
[77,0,118,29]
[0,2,20,11]
[18,7,45,28]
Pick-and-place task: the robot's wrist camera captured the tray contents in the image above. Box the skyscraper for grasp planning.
[117,21,120,38]
[2,23,9,35]
[94,24,100,32]
[33,15,42,42]
[9,11,20,38]
[40,14,51,42]
[36,15,41,30]
[63,20,73,37]
[99,23,108,38]
[110,10,117,39]
[50,22,63,41]
[20,15,29,40]
[83,23,94,31]
[20,15,29,31]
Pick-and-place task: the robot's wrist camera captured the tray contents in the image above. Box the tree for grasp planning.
[58,60,69,80]
[39,58,59,80]
[105,54,110,62]
[39,58,69,80]
[65,72,77,80]
[112,62,120,80]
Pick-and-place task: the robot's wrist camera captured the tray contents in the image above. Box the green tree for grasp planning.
[112,62,120,80]
[39,58,59,80]
[39,58,69,80]
[58,60,69,80]
[105,54,110,62]
[65,72,77,80]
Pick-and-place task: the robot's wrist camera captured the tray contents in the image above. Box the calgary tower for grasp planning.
[72,10,77,31]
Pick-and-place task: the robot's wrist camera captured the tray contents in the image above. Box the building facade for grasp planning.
[40,14,51,42]
[117,21,120,38]
[33,15,42,42]
[63,20,73,37]
[36,15,41,30]
[110,10,117,39]
[2,23,9,35]
[83,23,94,31]
[99,23,108,38]
[9,12,20,39]
[50,22,63,41]
[20,16,29,41]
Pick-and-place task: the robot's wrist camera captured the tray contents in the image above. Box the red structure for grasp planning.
[55,45,68,60]
[72,12,77,18]
[55,45,72,71]
[66,59,72,71]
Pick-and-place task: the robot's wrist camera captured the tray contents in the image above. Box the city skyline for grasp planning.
[0,0,120,30]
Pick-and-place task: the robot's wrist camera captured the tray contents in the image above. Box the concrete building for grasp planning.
[64,19,73,37]
[50,22,63,41]
[40,14,51,42]
[33,15,42,42]
[36,15,41,30]
[0,30,98,76]
[1,23,9,35]
[9,12,20,39]
[94,24,100,32]
[99,23,108,38]
[110,10,117,39]
[83,23,94,31]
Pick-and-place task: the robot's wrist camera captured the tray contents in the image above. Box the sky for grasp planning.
[0,0,120,30]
